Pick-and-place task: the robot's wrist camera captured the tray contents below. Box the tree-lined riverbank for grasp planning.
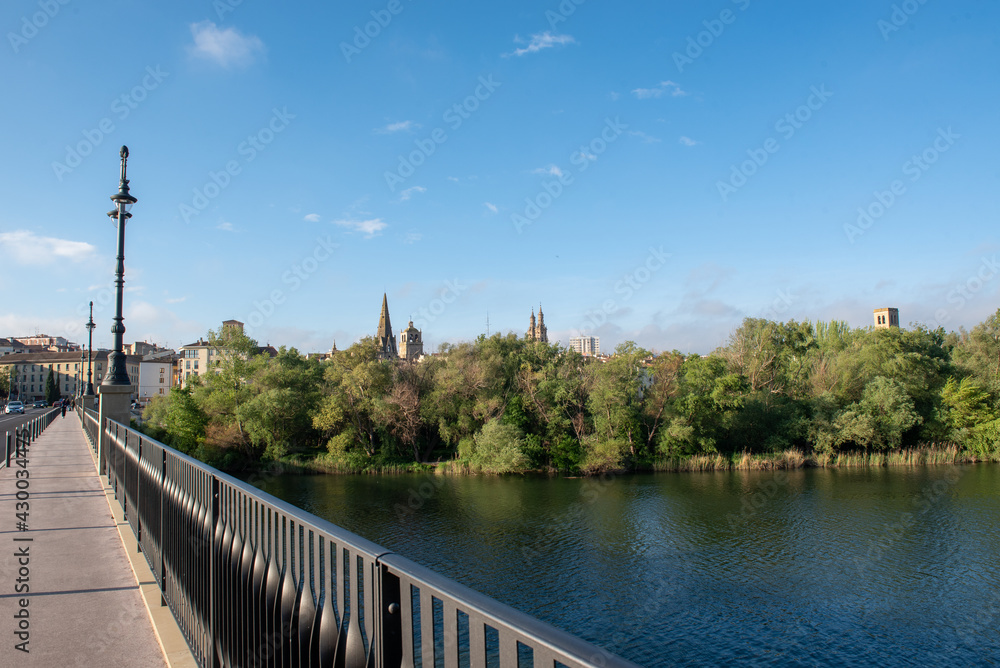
[141,311,1000,474]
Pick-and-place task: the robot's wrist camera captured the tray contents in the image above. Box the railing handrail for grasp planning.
[97,416,639,668]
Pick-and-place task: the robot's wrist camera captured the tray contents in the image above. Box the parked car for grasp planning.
[32,400,47,409]
[6,401,25,414]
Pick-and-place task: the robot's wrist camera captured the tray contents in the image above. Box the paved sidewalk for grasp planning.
[0,413,166,667]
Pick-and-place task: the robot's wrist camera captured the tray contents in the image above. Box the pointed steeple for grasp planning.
[376,293,398,359]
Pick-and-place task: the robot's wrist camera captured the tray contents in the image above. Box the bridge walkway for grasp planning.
[0,412,168,667]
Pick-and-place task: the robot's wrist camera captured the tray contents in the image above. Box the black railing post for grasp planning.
[379,563,403,668]
[209,475,220,668]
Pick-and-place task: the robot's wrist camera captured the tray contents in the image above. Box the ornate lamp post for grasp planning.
[85,301,96,397]
[102,146,136,388]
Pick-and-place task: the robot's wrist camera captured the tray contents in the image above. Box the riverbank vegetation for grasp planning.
[140,311,1000,474]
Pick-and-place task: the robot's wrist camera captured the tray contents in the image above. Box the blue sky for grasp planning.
[1,0,998,355]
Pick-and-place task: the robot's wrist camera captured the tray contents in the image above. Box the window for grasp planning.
[159,388,164,394]
[186,361,191,369]
[159,377,164,384]
[194,361,198,370]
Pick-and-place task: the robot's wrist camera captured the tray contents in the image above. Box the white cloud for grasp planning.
[505,32,576,57]
[484,202,499,214]
[531,164,563,177]
[188,21,265,68]
[334,218,388,238]
[0,230,96,265]
[303,213,321,222]
[400,186,426,201]
[402,232,423,244]
[679,136,699,146]
[166,296,187,304]
[631,81,687,99]
[375,120,419,134]
[629,131,661,144]
[217,221,234,232]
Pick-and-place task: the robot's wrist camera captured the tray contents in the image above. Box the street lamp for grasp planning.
[102,146,136,388]
[85,301,95,396]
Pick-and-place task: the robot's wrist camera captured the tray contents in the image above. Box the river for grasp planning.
[246,464,1000,666]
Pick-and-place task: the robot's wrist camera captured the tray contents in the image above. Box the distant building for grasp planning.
[13,334,79,352]
[0,351,140,402]
[526,305,548,343]
[376,293,399,360]
[399,321,424,362]
[137,350,177,405]
[175,320,272,387]
[874,307,899,329]
[569,336,600,357]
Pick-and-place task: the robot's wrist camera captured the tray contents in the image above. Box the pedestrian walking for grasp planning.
[61,401,67,418]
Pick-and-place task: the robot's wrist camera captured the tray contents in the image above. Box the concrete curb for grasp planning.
[84,432,199,668]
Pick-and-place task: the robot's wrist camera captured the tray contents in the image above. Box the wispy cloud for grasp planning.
[400,186,426,201]
[679,136,699,146]
[629,131,661,144]
[402,231,423,244]
[0,230,96,264]
[166,296,187,304]
[188,21,265,68]
[303,213,321,222]
[484,202,499,214]
[334,218,387,238]
[505,32,575,57]
[375,120,419,134]
[531,164,564,177]
[631,80,687,99]
[217,221,234,231]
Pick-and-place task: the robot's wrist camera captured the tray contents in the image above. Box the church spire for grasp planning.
[376,293,398,359]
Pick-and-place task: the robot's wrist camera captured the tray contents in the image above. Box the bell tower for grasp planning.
[399,321,423,362]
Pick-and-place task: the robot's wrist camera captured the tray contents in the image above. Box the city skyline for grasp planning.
[1,2,998,355]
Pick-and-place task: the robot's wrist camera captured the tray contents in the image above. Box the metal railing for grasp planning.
[97,417,640,668]
[2,408,59,470]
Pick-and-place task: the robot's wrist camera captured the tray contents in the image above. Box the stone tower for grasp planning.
[526,305,548,343]
[399,321,423,362]
[873,307,899,329]
[376,293,398,359]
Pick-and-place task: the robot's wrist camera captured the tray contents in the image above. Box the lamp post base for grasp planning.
[97,383,132,475]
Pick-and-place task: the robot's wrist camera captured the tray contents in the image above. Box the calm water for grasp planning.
[246,465,1000,667]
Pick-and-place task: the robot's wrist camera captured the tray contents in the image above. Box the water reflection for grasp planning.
[247,464,1000,666]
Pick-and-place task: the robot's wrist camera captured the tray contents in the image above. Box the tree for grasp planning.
[45,369,61,404]
[142,388,208,455]
[834,376,922,451]
[195,326,269,455]
[469,419,528,474]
